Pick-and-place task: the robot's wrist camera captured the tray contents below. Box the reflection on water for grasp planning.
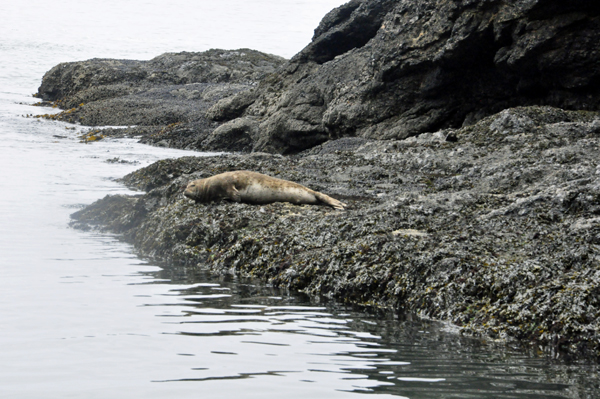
[130,266,600,399]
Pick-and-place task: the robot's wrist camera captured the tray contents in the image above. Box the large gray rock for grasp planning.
[215,0,600,153]
[35,49,285,148]
[38,49,285,105]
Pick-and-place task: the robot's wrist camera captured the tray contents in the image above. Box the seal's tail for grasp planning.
[315,192,346,210]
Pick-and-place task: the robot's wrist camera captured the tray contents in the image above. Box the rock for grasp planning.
[201,117,260,152]
[38,49,285,104]
[35,49,285,147]
[37,59,147,104]
[71,105,600,361]
[205,89,259,121]
[212,0,600,153]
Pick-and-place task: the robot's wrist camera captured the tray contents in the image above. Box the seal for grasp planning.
[184,170,346,210]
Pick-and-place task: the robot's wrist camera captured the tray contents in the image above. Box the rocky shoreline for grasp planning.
[70,106,600,361]
[37,0,600,361]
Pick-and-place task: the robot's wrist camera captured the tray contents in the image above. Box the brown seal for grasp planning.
[183,171,346,210]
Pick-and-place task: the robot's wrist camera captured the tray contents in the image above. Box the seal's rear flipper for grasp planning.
[314,192,346,210]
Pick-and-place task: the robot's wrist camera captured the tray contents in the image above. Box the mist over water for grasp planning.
[1,1,599,398]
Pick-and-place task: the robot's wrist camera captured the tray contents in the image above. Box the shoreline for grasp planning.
[36,0,600,362]
[70,106,600,362]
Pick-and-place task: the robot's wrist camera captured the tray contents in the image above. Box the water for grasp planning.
[0,1,598,398]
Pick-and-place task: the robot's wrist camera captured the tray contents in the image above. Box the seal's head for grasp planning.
[183,180,203,201]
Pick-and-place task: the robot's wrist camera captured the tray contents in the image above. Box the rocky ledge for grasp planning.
[35,49,285,150]
[72,106,600,361]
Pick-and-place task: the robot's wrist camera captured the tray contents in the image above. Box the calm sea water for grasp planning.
[1,1,599,398]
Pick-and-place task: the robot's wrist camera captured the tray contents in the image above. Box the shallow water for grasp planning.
[1,1,599,398]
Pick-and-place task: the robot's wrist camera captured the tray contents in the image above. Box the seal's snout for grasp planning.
[183,188,194,199]
[183,181,197,200]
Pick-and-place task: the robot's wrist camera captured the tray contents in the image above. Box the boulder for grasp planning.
[35,49,285,147]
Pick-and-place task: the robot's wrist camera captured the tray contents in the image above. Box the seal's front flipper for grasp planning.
[227,186,241,203]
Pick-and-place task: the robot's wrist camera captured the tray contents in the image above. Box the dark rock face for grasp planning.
[210,0,600,153]
[36,49,285,150]
[71,106,600,361]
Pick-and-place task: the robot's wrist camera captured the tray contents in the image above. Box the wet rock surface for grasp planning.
[36,49,285,149]
[72,106,600,361]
